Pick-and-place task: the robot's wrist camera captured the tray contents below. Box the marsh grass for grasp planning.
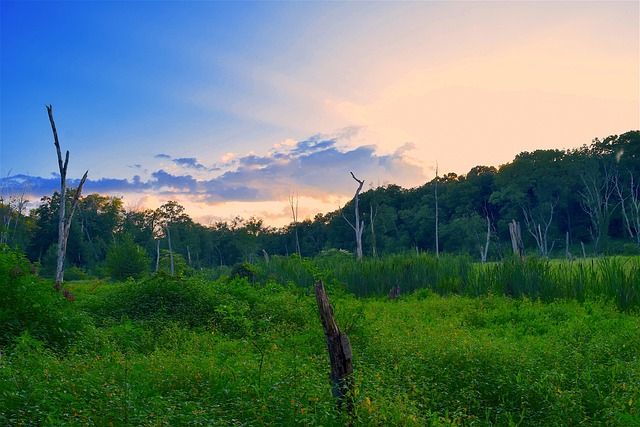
[250,253,640,311]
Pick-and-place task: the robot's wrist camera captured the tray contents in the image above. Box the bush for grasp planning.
[0,245,91,350]
[64,265,91,281]
[82,273,215,327]
[156,249,193,276]
[105,235,150,281]
[80,274,314,339]
[230,261,259,281]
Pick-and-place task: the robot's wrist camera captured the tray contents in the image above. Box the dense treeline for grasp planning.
[1,131,638,276]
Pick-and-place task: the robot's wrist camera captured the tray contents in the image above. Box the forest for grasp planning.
[1,131,639,278]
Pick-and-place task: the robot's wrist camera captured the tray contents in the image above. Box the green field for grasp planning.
[2,249,640,426]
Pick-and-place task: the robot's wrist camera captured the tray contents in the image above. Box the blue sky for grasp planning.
[1,1,638,225]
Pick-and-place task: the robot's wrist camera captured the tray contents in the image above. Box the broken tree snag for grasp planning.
[342,172,364,259]
[314,280,354,414]
[509,219,524,260]
[47,105,89,290]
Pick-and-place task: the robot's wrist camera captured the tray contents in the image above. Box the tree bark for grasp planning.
[342,172,364,259]
[509,220,524,259]
[578,160,617,254]
[289,192,301,256]
[166,227,174,276]
[521,196,557,258]
[481,215,491,264]
[314,280,354,414]
[47,105,88,290]
[435,164,439,258]
[155,239,160,272]
[370,204,378,257]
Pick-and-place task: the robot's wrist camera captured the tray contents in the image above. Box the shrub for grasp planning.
[0,245,91,350]
[80,274,314,339]
[105,235,151,281]
[156,249,192,276]
[623,243,640,256]
[230,261,259,281]
[64,265,91,281]
[82,273,216,327]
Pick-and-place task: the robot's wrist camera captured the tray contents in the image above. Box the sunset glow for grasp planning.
[1,1,638,226]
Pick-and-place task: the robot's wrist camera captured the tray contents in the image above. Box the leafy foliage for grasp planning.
[0,245,91,350]
[105,235,150,281]
[2,267,640,426]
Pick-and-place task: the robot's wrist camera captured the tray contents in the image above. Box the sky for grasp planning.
[1,1,638,227]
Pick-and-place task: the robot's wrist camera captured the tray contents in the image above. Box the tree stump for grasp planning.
[314,280,354,414]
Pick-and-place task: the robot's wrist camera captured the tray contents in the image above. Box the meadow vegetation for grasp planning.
[2,246,640,426]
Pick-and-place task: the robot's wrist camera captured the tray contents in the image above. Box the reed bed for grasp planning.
[250,254,640,311]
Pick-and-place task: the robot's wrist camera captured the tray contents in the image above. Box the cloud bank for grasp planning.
[2,130,426,216]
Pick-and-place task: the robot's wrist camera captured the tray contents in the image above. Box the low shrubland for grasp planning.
[2,246,639,426]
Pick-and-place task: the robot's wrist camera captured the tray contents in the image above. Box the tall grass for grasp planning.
[248,253,640,311]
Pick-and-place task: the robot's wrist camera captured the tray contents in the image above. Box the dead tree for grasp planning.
[480,215,491,264]
[521,198,557,258]
[166,227,174,276]
[0,172,29,246]
[434,164,439,258]
[314,280,354,415]
[370,203,379,257]
[342,172,364,259]
[578,160,617,253]
[47,105,88,290]
[508,219,524,259]
[614,170,640,245]
[289,191,301,256]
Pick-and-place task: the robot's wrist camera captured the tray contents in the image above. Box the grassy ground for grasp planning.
[2,270,640,426]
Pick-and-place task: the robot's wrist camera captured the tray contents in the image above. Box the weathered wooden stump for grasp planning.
[314,280,354,414]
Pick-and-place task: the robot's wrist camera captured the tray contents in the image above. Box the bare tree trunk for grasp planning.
[480,215,491,264]
[0,175,29,246]
[289,192,301,256]
[521,198,557,258]
[615,170,640,245]
[370,204,378,257]
[0,173,9,245]
[509,220,524,259]
[155,239,160,272]
[435,164,439,258]
[614,171,634,239]
[314,280,354,415]
[342,173,365,259]
[47,105,88,290]
[631,172,640,245]
[578,160,617,254]
[166,227,174,276]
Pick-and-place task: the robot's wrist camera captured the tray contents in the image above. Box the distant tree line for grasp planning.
[1,131,638,277]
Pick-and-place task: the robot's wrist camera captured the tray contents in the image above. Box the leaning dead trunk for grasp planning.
[314,280,354,414]
[47,105,88,290]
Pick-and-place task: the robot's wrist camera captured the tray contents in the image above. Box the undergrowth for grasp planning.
[1,247,639,426]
